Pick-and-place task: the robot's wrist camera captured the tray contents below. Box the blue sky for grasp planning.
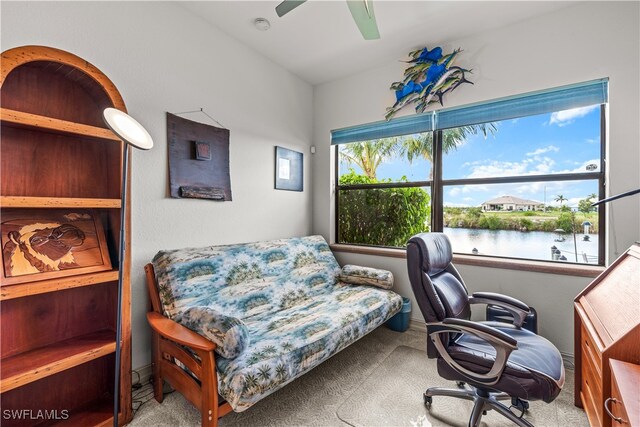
[339,104,602,208]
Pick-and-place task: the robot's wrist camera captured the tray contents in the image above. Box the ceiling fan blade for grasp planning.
[275,0,307,17]
[346,0,380,40]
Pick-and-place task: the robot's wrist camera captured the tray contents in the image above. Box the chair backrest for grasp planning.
[406,233,471,323]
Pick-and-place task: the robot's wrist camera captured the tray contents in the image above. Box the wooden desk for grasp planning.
[607,360,640,427]
[574,244,640,427]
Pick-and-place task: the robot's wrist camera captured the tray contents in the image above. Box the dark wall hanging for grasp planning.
[386,46,472,120]
[167,112,232,201]
[275,146,303,192]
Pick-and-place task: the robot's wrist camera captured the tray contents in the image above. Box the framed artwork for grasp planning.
[167,113,232,201]
[194,141,212,161]
[1,209,111,286]
[275,146,303,192]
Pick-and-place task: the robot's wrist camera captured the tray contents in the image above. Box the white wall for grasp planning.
[313,1,640,355]
[1,1,314,369]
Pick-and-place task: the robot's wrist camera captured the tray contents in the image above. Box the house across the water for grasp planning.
[481,195,544,211]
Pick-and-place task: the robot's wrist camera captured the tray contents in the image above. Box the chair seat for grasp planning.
[437,322,565,402]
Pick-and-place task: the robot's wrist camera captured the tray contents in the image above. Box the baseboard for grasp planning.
[132,364,153,388]
[561,351,575,369]
[409,318,427,332]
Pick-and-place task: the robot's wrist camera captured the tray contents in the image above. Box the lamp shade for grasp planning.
[103,108,153,150]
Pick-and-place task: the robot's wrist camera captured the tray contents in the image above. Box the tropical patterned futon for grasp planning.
[152,235,402,412]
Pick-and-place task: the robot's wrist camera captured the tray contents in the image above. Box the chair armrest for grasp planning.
[428,318,517,386]
[469,292,530,328]
[443,318,517,346]
[147,312,216,351]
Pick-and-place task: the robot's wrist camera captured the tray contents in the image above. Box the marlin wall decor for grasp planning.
[386,46,473,120]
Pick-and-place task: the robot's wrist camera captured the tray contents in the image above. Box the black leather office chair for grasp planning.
[406,233,564,427]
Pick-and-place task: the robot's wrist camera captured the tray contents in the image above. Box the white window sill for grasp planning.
[330,244,604,278]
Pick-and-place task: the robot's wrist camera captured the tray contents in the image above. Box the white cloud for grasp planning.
[549,105,599,126]
[555,159,600,174]
[573,159,600,173]
[466,161,528,178]
[448,186,479,197]
[464,157,555,179]
[526,145,559,156]
[566,197,583,207]
[584,137,599,144]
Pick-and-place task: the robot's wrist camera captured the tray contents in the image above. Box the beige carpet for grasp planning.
[335,346,588,427]
[129,327,587,427]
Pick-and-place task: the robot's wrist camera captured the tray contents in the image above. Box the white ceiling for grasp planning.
[180,1,577,85]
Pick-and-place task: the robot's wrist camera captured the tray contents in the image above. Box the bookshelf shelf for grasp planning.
[1,330,116,393]
[0,108,120,141]
[0,196,121,209]
[0,270,119,300]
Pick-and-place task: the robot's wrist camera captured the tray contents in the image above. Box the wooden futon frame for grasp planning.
[144,263,232,427]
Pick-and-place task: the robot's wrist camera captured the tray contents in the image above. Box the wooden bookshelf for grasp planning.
[0,45,132,426]
[1,330,116,393]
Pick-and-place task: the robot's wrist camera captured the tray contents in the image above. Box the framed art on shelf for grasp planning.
[275,146,303,192]
[0,209,112,286]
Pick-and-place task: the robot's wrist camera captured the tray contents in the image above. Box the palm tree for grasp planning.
[401,124,497,179]
[555,194,568,205]
[338,137,400,180]
[339,124,496,180]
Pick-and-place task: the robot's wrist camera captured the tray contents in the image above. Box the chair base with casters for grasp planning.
[406,233,565,427]
[424,385,533,427]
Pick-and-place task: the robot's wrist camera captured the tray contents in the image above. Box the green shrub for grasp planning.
[518,218,533,230]
[538,220,557,232]
[338,171,430,247]
[467,207,483,219]
[478,215,503,230]
[445,207,463,216]
[556,212,580,233]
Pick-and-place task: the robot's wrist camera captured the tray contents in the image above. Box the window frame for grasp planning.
[334,105,606,266]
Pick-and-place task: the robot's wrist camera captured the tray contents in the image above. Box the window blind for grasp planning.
[331,78,608,144]
[330,112,434,145]
[435,79,608,130]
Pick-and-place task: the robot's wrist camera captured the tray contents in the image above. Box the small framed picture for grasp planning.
[275,146,303,191]
[194,141,212,161]
[1,209,112,286]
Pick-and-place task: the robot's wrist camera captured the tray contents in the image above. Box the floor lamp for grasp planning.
[103,108,154,427]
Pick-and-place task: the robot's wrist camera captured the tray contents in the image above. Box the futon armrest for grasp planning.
[428,318,518,386]
[147,312,216,351]
[469,292,530,328]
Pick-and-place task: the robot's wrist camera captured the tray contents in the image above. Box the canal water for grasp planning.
[443,227,599,264]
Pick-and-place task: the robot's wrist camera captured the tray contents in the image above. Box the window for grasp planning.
[333,80,606,265]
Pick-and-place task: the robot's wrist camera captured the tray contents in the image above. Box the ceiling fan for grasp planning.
[275,0,380,40]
